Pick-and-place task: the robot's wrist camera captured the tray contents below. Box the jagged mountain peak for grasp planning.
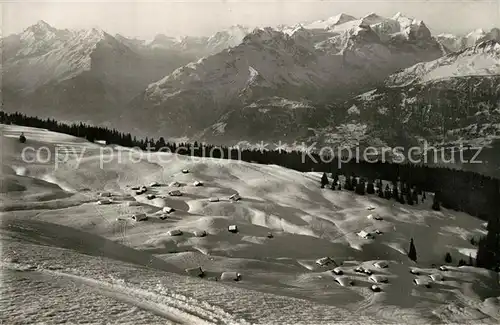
[392,12,404,19]
[361,13,386,26]
[326,13,358,27]
[471,39,500,53]
[81,27,106,38]
[347,23,379,39]
[226,24,251,32]
[404,20,432,41]
[392,12,414,24]
[243,27,289,44]
[25,20,56,33]
[387,40,500,86]
[365,12,432,41]
[334,13,357,22]
[72,27,123,48]
[302,13,357,30]
[467,28,486,37]
[115,33,143,43]
[451,38,500,57]
[20,20,62,41]
[439,39,500,60]
[206,25,251,49]
[33,20,52,28]
[490,27,500,35]
[330,23,383,51]
[147,33,179,47]
[209,25,250,37]
[437,27,500,53]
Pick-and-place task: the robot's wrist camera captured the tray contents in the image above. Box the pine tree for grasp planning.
[377,179,383,190]
[412,189,419,204]
[330,180,336,190]
[399,193,406,205]
[444,252,452,263]
[401,181,408,196]
[476,213,500,269]
[351,175,358,191]
[392,185,399,201]
[366,179,375,194]
[155,137,166,151]
[408,238,417,262]
[476,237,490,267]
[378,186,385,198]
[345,176,352,191]
[468,253,474,266]
[384,184,392,199]
[321,172,329,188]
[355,178,366,195]
[331,174,339,190]
[406,190,414,205]
[432,193,441,211]
[376,180,384,196]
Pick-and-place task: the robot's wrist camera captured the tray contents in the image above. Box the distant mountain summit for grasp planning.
[298,13,357,30]
[435,27,500,53]
[388,40,500,86]
[129,12,443,139]
[1,21,196,125]
[2,13,499,160]
[139,25,253,57]
[322,40,500,169]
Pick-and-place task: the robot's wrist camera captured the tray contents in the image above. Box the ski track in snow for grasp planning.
[2,262,249,325]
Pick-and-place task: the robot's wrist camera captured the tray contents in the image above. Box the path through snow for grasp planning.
[2,262,249,325]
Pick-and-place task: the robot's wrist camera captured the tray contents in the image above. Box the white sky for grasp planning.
[2,0,500,39]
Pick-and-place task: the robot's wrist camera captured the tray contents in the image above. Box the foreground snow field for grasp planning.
[1,124,499,324]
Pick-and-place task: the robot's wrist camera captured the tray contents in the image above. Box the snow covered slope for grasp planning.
[2,124,499,324]
[436,28,500,53]
[388,40,500,86]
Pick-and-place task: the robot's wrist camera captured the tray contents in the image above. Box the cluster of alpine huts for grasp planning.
[316,257,451,292]
[95,168,246,282]
[314,204,450,292]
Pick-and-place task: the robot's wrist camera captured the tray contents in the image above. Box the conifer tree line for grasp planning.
[2,111,499,270]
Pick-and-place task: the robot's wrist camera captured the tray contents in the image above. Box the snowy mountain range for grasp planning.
[1,20,198,124]
[0,21,251,125]
[436,28,500,53]
[1,14,499,166]
[129,12,447,137]
[314,40,500,177]
[343,40,500,147]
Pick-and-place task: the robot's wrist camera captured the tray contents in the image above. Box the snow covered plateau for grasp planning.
[1,125,499,324]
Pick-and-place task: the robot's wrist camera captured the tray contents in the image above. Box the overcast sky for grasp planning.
[3,0,499,39]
